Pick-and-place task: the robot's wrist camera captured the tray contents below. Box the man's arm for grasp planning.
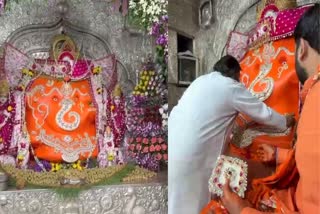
[231,85,288,131]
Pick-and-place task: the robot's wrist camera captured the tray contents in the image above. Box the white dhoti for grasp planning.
[168,72,286,214]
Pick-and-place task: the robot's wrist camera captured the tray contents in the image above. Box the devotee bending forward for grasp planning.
[220,4,320,214]
[168,55,295,214]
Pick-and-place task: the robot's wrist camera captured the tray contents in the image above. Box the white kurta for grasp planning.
[168,72,286,214]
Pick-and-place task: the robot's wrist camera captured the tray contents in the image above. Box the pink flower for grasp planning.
[129,138,134,143]
[143,146,149,153]
[142,138,149,144]
[158,137,164,143]
[155,153,162,160]
[136,137,142,143]
[161,144,167,151]
[136,144,142,151]
[128,151,135,157]
[163,154,168,160]
[151,137,157,144]
[155,145,161,151]
[150,145,155,152]
[129,144,135,151]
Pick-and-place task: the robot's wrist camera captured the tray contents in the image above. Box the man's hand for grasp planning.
[221,178,252,214]
[256,144,276,163]
[285,113,296,128]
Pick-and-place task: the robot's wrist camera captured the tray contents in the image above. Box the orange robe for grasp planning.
[242,78,320,213]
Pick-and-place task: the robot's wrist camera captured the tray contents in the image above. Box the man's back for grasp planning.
[171,72,238,128]
[169,71,240,161]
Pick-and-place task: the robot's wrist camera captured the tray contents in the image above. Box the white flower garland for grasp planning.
[159,103,168,130]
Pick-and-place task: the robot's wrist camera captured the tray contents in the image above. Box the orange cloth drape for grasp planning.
[26,76,98,162]
[231,37,300,162]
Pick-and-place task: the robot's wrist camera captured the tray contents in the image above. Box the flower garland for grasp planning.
[31,159,93,172]
[0,95,16,157]
[128,0,168,30]
[150,15,168,77]
[159,103,168,132]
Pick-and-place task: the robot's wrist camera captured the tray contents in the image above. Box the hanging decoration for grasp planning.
[227,4,312,61]
[150,15,168,79]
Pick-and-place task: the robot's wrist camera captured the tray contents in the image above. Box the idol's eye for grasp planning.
[88,101,93,106]
[52,96,58,102]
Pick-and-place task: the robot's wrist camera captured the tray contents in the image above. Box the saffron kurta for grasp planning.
[168,72,287,214]
[241,81,320,214]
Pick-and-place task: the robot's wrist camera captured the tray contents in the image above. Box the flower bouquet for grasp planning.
[126,60,167,171]
[208,155,248,198]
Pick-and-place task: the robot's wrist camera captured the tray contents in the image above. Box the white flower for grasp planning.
[162,120,168,127]
[163,103,168,110]
[129,0,167,29]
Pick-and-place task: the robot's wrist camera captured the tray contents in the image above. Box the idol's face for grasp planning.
[114,96,121,106]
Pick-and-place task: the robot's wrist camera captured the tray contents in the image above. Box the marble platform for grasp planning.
[0,172,168,214]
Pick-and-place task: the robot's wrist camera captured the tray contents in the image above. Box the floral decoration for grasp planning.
[150,15,168,76]
[128,0,167,30]
[126,60,167,171]
[0,93,17,157]
[159,103,168,131]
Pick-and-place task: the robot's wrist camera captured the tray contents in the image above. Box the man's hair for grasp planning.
[213,55,241,78]
[294,3,320,53]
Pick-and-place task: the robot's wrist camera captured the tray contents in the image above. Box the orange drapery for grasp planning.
[230,37,299,161]
[26,76,98,162]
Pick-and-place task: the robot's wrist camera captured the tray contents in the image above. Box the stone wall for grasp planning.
[168,0,320,110]
[168,0,199,109]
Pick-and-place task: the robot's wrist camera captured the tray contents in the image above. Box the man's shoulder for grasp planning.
[300,81,320,121]
[307,81,320,100]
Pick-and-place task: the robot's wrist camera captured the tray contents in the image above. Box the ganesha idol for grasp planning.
[0,34,126,170]
[225,0,313,162]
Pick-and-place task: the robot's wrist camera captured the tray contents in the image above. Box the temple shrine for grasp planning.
[0,0,168,213]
